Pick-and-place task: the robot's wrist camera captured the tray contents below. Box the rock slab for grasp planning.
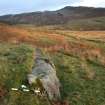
[28,48,61,100]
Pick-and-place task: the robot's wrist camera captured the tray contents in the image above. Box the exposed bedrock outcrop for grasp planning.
[28,48,61,101]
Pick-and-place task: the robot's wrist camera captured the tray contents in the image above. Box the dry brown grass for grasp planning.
[0,23,105,65]
[0,24,67,46]
[57,31,105,39]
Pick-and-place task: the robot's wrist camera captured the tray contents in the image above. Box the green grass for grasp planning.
[51,52,105,105]
[0,43,34,88]
[1,41,105,105]
[0,43,51,105]
[38,37,58,46]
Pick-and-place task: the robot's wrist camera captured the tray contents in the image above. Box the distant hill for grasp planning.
[0,6,105,26]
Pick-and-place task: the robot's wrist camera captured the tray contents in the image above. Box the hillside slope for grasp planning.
[0,6,105,26]
[54,16,105,30]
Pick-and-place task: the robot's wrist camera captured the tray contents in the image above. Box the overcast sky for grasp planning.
[0,0,105,15]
